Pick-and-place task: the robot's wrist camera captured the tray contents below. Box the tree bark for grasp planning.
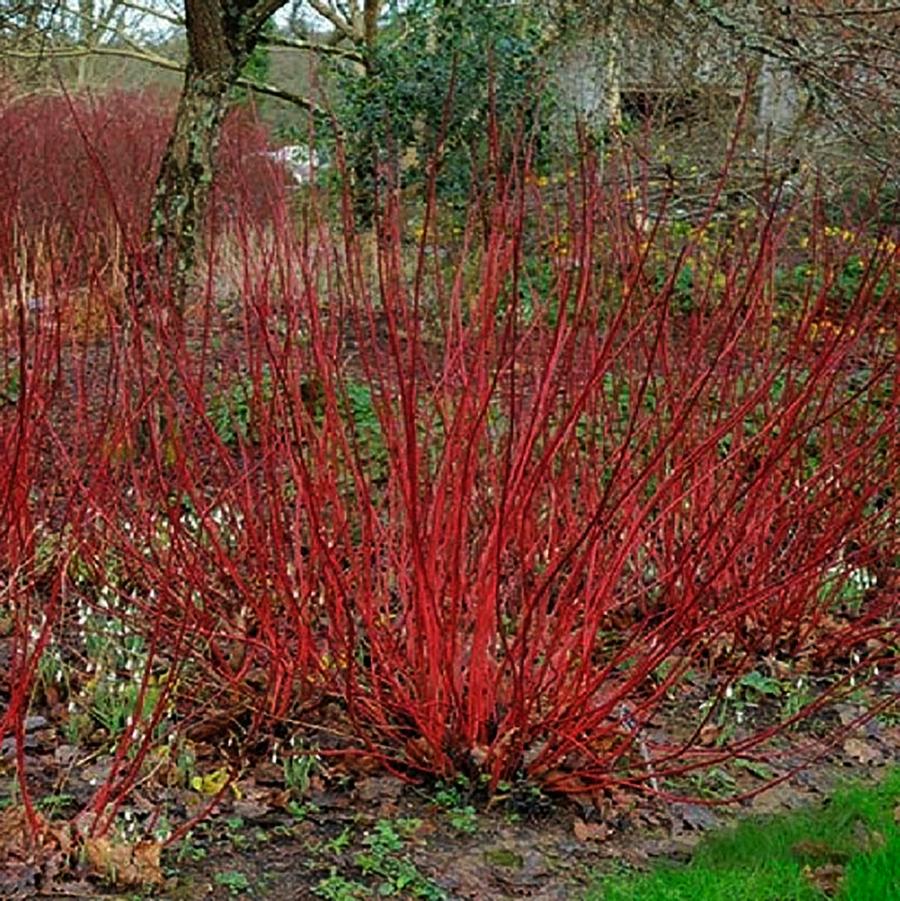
[149,0,288,307]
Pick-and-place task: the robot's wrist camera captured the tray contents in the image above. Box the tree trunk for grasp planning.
[151,63,234,304]
[553,1,623,139]
[148,0,286,307]
[756,56,804,152]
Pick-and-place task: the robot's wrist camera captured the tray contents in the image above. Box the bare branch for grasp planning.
[2,41,326,116]
[236,75,320,110]
[3,42,184,72]
[306,0,357,42]
[263,32,362,61]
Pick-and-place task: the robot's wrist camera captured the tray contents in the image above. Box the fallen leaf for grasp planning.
[836,704,863,726]
[83,836,163,887]
[671,802,720,832]
[803,863,844,897]
[879,726,900,750]
[751,782,804,814]
[573,818,610,842]
[356,775,405,804]
[842,737,881,766]
[542,771,593,795]
[190,766,230,796]
[232,798,272,820]
[252,760,283,785]
[791,840,850,864]
[469,745,490,767]
[699,723,720,745]
[851,823,884,854]
[0,807,32,863]
[0,860,37,899]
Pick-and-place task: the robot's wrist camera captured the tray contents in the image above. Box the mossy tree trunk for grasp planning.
[150,0,288,307]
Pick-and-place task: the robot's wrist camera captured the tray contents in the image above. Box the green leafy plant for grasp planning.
[314,869,369,900]
[325,825,354,856]
[35,793,77,816]
[353,819,445,898]
[433,780,479,834]
[282,741,321,797]
[207,366,273,446]
[342,381,387,477]
[214,869,251,896]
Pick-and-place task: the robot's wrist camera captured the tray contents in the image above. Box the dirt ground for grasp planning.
[2,675,897,900]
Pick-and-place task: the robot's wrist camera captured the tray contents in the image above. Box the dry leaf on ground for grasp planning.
[751,782,804,814]
[670,802,720,833]
[573,818,610,842]
[0,806,33,863]
[842,737,882,766]
[0,807,75,895]
[791,840,850,864]
[83,836,163,887]
[803,863,844,897]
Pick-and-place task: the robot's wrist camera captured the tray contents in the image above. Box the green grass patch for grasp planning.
[586,767,900,901]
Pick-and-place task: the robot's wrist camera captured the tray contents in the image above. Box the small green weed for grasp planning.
[325,825,354,855]
[445,805,478,834]
[283,744,320,797]
[353,819,445,898]
[173,831,208,864]
[207,366,273,446]
[224,815,250,850]
[314,868,368,900]
[341,380,387,477]
[35,793,77,816]
[214,869,251,896]
[433,778,479,834]
[287,799,318,821]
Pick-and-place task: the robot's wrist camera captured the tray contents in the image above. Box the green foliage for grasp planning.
[235,20,275,102]
[433,778,479,834]
[819,564,877,615]
[588,767,900,901]
[353,819,445,898]
[214,869,251,896]
[695,668,820,750]
[314,869,369,900]
[284,750,319,795]
[342,380,386,475]
[1,366,20,404]
[332,0,548,199]
[207,366,273,446]
[36,793,77,816]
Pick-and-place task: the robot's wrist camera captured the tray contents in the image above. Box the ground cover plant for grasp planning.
[587,765,900,900]
[0,88,897,893]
